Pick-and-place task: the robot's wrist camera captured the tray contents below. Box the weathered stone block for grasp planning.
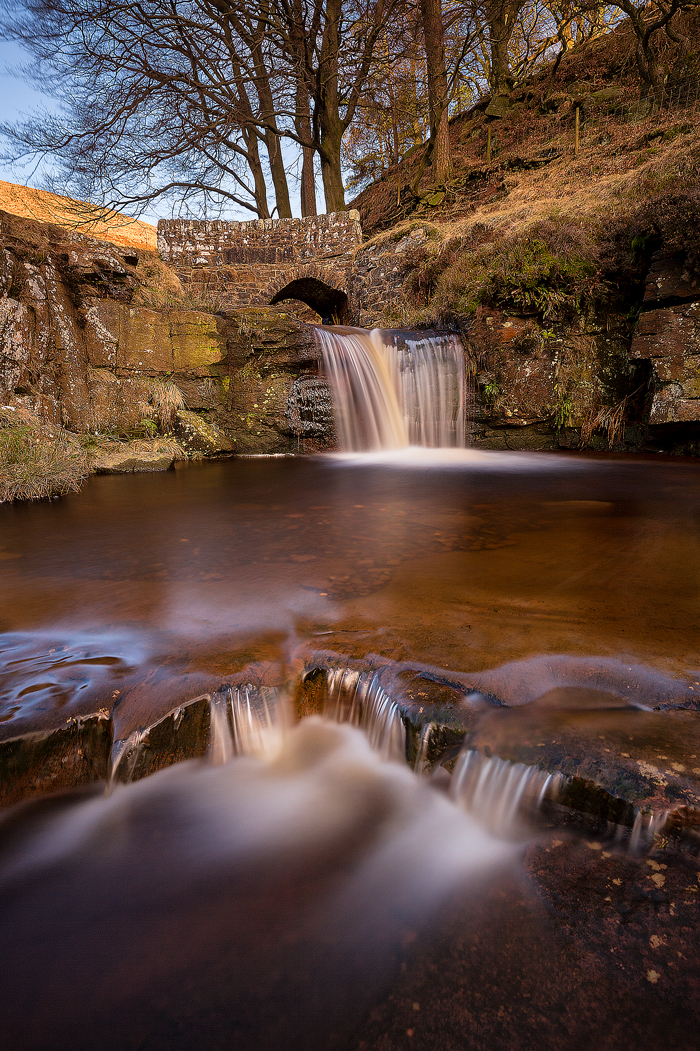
[86,301,174,372]
[171,311,225,371]
[631,303,700,360]
[644,251,700,306]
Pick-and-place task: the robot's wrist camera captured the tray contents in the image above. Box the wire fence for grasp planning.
[468,75,700,165]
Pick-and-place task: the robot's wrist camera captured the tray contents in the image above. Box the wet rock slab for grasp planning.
[468,687,700,836]
[111,693,210,785]
[0,694,212,806]
[0,711,112,808]
[354,834,700,1051]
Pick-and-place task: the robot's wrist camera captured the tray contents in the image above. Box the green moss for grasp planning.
[406,216,602,323]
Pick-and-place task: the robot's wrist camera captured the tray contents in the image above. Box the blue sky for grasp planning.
[0,40,313,224]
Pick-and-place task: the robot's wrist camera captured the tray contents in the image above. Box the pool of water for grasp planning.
[2,450,700,1051]
[1,451,698,740]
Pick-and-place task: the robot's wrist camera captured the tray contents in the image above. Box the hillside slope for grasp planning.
[0,180,157,252]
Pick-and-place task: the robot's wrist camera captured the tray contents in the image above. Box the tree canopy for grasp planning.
[0,0,695,218]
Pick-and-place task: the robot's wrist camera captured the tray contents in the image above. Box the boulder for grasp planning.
[91,438,179,473]
[0,711,112,807]
[173,409,234,455]
[485,95,513,119]
[582,86,625,113]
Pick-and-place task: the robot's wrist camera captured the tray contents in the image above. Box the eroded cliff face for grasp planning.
[0,210,331,457]
[630,252,700,433]
[351,221,700,454]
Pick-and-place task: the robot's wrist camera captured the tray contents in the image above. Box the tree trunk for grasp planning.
[299,139,318,217]
[265,131,293,218]
[244,130,271,218]
[419,0,452,183]
[291,0,317,217]
[317,0,346,211]
[319,128,346,212]
[231,60,270,218]
[250,45,293,218]
[488,15,514,96]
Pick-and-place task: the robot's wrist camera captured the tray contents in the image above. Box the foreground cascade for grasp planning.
[314,326,469,450]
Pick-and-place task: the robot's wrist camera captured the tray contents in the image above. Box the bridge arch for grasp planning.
[270,277,347,324]
[157,212,361,322]
[267,265,349,324]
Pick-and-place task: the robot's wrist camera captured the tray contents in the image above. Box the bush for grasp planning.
[0,412,89,503]
[411,218,602,322]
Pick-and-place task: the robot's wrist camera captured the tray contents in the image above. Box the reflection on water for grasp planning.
[1,453,700,1049]
[0,632,142,721]
[0,453,698,737]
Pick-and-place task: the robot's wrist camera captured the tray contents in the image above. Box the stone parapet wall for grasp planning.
[348,226,430,327]
[158,211,362,267]
[158,211,363,319]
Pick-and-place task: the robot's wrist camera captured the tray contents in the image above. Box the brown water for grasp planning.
[1,450,698,741]
[2,451,700,1051]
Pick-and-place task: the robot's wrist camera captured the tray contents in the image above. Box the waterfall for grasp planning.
[315,326,469,452]
[450,749,562,836]
[209,685,288,762]
[397,334,467,447]
[324,666,407,762]
[314,327,407,450]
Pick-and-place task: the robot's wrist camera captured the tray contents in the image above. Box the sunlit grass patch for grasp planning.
[0,409,89,503]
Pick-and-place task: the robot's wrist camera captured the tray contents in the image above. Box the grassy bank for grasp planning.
[0,409,89,503]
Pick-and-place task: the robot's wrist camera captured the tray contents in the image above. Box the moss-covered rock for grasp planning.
[174,409,234,456]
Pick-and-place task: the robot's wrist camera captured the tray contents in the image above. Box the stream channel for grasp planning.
[1,328,700,1050]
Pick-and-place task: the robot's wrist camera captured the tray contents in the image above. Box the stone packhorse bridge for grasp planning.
[158,211,363,323]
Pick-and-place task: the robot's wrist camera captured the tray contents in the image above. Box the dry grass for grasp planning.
[148,378,187,431]
[0,180,157,252]
[580,397,628,448]
[363,94,700,330]
[0,408,89,503]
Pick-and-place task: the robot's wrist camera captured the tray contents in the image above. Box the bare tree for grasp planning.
[595,0,699,92]
[1,0,405,216]
[0,0,294,217]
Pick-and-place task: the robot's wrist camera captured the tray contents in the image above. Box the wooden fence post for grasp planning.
[486,125,492,164]
[575,106,580,157]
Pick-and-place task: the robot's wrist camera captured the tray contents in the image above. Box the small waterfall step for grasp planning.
[314,325,470,452]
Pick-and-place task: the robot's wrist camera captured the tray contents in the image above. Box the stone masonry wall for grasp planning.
[0,208,330,455]
[158,211,363,316]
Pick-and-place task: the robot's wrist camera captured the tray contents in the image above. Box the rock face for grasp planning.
[630,251,700,432]
[0,209,331,457]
